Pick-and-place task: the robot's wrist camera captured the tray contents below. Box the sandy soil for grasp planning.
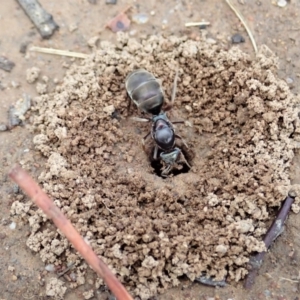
[1,1,300,300]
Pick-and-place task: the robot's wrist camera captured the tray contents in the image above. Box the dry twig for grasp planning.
[244,196,294,289]
[9,165,133,300]
[17,0,58,39]
[224,0,258,54]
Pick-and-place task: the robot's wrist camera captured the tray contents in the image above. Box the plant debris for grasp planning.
[9,165,134,300]
[107,7,131,32]
[244,196,295,289]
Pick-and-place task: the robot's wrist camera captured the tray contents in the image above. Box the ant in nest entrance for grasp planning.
[149,146,192,178]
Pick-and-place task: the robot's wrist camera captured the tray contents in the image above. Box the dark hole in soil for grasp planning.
[149,147,192,178]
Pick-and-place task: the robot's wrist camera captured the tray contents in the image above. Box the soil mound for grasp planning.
[11,33,300,299]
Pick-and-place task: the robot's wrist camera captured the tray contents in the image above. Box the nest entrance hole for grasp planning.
[149,147,192,178]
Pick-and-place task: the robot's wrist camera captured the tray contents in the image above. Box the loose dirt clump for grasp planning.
[11,33,300,299]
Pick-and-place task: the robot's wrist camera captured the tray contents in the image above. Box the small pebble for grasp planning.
[26,67,40,84]
[277,0,287,7]
[36,82,47,94]
[103,105,115,115]
[69,24,78,32]
[0,123,7,131]
[69,272,77,281]
[132,13,149,24]
[215,244,228,254]
[206,38,217,44]
[12,184,19,194]
[0,82,7,90]
[11,81,20,88]
[185,105,192,112]
[0,56,15,72]
[103,153,110,160]
[12,275,18,281]
[0,232,7,239]
[19,41,29,54]
[231,33,245,44]
[9,222,16,230]
[129,29,137,36]
[286,77,293,85]
[42,75,49,83]
[8,265,15,272]
[45,264,55,272]
[106,0,117,4]
[87,36,100,48]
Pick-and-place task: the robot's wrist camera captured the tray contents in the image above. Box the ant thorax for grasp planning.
[152,116,175,151]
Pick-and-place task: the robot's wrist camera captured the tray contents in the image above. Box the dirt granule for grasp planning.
[12,33,300,299]
[46,277,67,299]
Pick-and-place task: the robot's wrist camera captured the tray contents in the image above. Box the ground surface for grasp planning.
[1,1,300,300]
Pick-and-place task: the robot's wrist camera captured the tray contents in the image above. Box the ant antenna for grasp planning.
[165,65,179,111]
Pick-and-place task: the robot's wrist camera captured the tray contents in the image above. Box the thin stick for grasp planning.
[185,22,210,27]
[57,263,74,278]
[9,165,133,300]
[30,46,89,59]
[101,200,117,216]
[224,0,258,54]
[131,117,150,122]
[171,67,179,106]
[244,196,294,289]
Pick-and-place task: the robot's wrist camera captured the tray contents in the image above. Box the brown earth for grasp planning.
[1,1,300,300]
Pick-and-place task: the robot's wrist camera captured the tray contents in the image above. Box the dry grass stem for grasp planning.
[224,0,258,54]
[185,21,210,27]
[30,46,89,59]
[279,277,299,283]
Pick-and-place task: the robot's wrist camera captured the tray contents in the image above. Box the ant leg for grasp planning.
[127,95,132,112]
[161,165,172,177]
[142,132,151,151]
[153,145,159,160]
[172,120,184,124]
[175,134,188,148]
[179,151,192,169]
